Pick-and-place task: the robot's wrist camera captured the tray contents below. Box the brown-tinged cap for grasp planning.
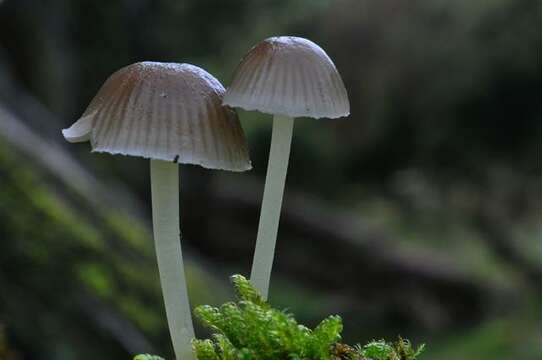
[223,36,350,119]
[62,62,251,171]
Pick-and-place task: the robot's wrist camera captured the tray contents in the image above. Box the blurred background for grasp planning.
[1,0,542,359]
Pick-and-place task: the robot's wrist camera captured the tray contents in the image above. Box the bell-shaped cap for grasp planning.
[63,62,251,171]
[223,36,350,119]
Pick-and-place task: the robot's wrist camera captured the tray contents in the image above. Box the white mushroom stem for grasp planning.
[150,160,195,360]
[250,115,294,299]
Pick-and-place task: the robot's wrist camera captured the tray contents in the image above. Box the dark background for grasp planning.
[1,0,542,359]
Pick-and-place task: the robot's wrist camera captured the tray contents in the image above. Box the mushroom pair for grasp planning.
[63,37,348,360]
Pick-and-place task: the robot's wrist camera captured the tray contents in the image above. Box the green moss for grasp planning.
[134,355,165,360]
[358,339,425,360]
[136,275,424,360]
[0,141,229,358]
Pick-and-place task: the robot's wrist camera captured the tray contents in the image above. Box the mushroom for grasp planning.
[62,62,251,359]
[223,36,349,299]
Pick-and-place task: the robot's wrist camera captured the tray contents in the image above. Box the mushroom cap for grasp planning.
[223,36,350,119]
[63,62,252,171]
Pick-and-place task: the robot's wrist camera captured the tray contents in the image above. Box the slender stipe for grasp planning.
[151,160,195,360]
[250,115,294,299]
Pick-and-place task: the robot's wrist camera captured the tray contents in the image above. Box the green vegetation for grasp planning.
[137,275,424,360]
[0,143,229,359]
[357,339,425,360]
[134,355,165,360]
[193,274,343,360]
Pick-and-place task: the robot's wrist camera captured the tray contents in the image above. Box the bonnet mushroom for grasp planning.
[223,36,349,299]
[63,62,251,359]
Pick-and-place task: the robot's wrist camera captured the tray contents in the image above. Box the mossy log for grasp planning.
[0,107,229,359]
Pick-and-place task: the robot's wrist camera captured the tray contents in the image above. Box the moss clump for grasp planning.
[190,275,425,360]
[192,274,341,360]
[134,355,165,360]
[135,275,424,359]
[354,338,425,360]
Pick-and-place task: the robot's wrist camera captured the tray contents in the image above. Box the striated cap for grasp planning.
[63,62,252,171]
[223,36,350,119]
